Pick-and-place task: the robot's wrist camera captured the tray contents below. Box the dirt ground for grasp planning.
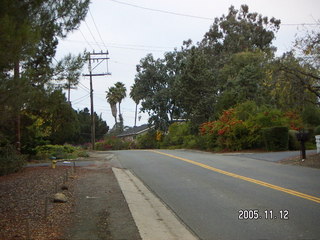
[0,166,74,240]
[279,152,320,168]
[0,154,141,240]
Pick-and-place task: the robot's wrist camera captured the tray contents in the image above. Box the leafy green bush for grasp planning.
[199,102,304,152]
[0,145,26,176]
[288,130,300,150]
[35,144,89,159]
[95,137,130,151]
[136,131,159,149]
[262,127,289,151]
[35,144,76,159]
[182,135,199,149]
[302,105,320,127]
[305,141,316,150]
[314,125,320,135]
[200,109,252,151]
[200,134,217,150]
[75,149,90,157]
[95,141,112,151]
[162,123,192,148]
[107,137,129,150]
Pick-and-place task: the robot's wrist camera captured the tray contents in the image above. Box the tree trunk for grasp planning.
[111,103,117,125]
[118,102,121,116]
[134,103,138,127]
[14,60,21,152]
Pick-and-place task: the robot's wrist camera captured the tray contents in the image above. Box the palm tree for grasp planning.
[130,83,141,127]
[106,87,118,125]
[114,82,127,116]
[106,82,127,128]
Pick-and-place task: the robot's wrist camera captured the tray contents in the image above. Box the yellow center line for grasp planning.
[148,150,320,204]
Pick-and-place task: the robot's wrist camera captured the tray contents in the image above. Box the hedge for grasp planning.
[288,130,300,150]
[35,144,76,159]
[262,127,289,151]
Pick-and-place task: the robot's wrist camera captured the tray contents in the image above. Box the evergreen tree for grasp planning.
[0,0,90,150]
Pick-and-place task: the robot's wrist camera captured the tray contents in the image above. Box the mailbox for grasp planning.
[296,131,309,142]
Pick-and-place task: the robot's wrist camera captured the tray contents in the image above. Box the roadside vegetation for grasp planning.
[130,5,320,154]
[135,102,318,152]
[1,3,320,175]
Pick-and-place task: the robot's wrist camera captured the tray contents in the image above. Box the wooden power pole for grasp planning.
[83,51,111,150]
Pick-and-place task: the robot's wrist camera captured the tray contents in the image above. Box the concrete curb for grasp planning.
[112,167,198,240]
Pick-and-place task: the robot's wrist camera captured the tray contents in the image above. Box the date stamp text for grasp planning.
[238,209,289,220]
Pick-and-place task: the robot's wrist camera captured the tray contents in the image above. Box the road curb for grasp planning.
[112,167,198,240]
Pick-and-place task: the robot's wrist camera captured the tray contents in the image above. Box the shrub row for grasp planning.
[34,144,88,159]
[262,127,289,151]
[197,102,306,151]
[135,102,317,152]
[95,136,131,150]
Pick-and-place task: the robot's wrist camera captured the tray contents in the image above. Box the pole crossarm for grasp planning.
[90,51,109,55]
[83,73,111,77]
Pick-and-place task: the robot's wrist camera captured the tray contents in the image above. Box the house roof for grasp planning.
[117,124,153,137]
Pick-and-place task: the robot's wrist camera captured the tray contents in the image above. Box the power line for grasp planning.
[79,81,90,91]
[84,20,103,50]
[63,39,174,51]
[109,0,320,26]
[105,45,168,52]
[62,39,173,52]
[281,23,319,26]
[79,28,94,50]
[89,8,108,50]
[72,93,90,104]
[109,0,213,21]
[78,84,90,93]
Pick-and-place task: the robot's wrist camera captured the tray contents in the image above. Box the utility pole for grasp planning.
[83,51,111,150]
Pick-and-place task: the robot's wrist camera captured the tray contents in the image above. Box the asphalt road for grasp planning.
[113,149,320,240]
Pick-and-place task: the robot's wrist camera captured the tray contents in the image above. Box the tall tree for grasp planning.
[175,46,217,125]
[276,27,320,103]
[106,87,118,125]
[130,84,142,127]
[200,5,280,54]
[273,52,319,110]
[132,5,282,130]
[75,108,109,144]
[54,53,86,102]
[0,0,90,150]
[106,82,126,131]
[215,50,271,113]
[114,82,127,116]
[133,52,183,131]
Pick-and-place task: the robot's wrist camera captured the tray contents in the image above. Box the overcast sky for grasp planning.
[55,0,320,128]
